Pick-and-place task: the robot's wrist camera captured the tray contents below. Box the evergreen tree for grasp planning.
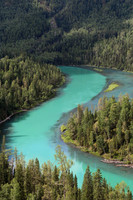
[77,105,83,124]
[93,169,103,200]
[126,188,132,200]
[10,178,21,200]
[15,155,25,200]
[102,178,109,200]
[0,136,12,185]
[81,166,93,200]
[0,183,11,200]
[73,175,78,200]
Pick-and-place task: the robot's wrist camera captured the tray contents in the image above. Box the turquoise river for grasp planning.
[1,66,133,190]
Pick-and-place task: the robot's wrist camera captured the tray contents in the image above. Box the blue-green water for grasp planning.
[1,66,133,190]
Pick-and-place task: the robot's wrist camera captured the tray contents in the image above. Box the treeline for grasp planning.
[62,95,133,162]
[90,30,133,71]
[59,28,133,71]
[0,56,65,121]
[0,139,132,200]
[0,0,133,70]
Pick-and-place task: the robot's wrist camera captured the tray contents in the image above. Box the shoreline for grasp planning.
[101,159,133,168]
[1,65,132,126]
[59,66,133,169]
[0,94,58,125]
[61,132,133,169]
[0,110,28,125]
[72,64,133,74]
[0,75,67,126]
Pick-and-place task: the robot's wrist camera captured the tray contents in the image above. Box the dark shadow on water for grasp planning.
[0,111,30,149]
[8,135,28,138]
[59,66,96,76]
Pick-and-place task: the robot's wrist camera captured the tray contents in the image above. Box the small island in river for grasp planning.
[104,82,119,92]
[61,95,133,168]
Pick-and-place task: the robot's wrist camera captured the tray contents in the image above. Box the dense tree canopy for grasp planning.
[0,56,65,121]
[0,140,132,200]
[0,0,133,70]
[62,95,133,162]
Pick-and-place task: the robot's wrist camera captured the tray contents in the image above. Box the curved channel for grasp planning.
[1,66,133,191]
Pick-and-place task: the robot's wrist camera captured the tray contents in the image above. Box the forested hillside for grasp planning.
[0,140,132,200]
[0,1,133,198]
[0,56,65,121]
[0,0,133,70]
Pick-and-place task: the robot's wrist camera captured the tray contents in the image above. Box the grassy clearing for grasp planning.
[104,82,119,92]
[93,68,103,72]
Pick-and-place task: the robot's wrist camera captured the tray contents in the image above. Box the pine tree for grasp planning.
[102,178,109,200]
[77,105,83,124]
[52,166,59,200]
[34,158,41,186]
[73,175,78,200]
[0,183,11,200]
[116,120,123,147]
[15,154,25,200]
[81,166,93,200]
[35,183,43,200]
[83,107,89,123]
[10,178,21,200]
[126,188,132,200]
[53,166,59,182]
[93,169,103,200]
[24,165,32,196]
[109,103,118,129]
[96,135,104,155]
[0,136,12,185]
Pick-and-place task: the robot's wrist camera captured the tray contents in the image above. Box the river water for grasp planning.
[1,66,133,190]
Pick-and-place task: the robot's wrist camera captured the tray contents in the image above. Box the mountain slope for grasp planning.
[0,0,133,70]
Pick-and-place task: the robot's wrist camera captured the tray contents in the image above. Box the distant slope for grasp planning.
[0,0,133,70]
